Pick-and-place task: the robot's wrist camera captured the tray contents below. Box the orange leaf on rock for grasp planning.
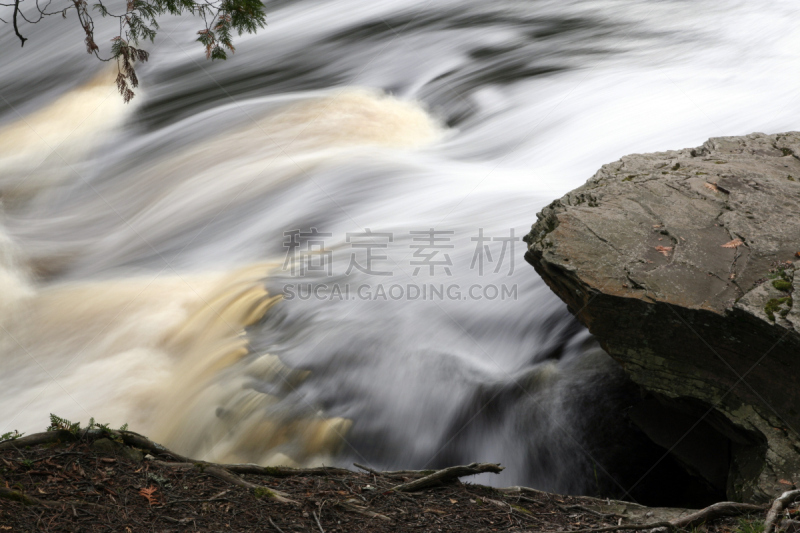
[655,246,673,256]
[721,239,744,249]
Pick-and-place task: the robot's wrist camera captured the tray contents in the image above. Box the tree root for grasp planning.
[0,487,107,509]
[553,521,677,533]
[0,430,75,451]
[0,487,46,506]
[390,462,504,492]
[764,490,800,533]
[151,461,296,504]
[551,500,767,533]
[671,501,766,530]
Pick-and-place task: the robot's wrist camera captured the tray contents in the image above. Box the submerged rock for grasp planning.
[524,132,800,503]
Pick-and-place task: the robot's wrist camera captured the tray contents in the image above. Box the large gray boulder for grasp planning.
[524,132,800,503]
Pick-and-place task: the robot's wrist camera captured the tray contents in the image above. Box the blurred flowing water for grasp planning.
[1,0,799,502]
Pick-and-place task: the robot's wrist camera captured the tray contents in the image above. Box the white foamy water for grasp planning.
[0,0,798,498]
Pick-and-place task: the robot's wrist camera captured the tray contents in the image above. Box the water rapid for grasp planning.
[1,0,798,504]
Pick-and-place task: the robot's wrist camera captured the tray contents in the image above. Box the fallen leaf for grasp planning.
[729,273,736,280]
[139,486,159,506]
[450,499,458,504]
[796,251,800,258]
[655,246,673,256]
[721,239,744,249]
[779,479,793,485]
[704,182,719,192]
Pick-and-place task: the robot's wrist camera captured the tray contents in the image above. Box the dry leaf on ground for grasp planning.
[139,486,159,505]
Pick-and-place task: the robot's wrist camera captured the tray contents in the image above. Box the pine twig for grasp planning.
[13,0,27,46]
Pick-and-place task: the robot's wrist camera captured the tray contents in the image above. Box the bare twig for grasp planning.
[268,516,286,533]
[312,510,325,533]
[12,0,27,46]
[335,500,393,522]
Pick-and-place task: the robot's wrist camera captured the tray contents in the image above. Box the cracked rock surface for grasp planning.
[524,132,800,503]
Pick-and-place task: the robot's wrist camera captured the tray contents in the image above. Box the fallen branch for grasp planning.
[764,490,800,533]
[224,464,353,478]
[391,462,504,492]
[353,463,434,480]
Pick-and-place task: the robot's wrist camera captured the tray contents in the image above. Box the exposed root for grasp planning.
[552,500,767,533]
[764,490,800,533]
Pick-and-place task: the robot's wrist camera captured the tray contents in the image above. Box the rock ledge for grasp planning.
[524,132,800,503]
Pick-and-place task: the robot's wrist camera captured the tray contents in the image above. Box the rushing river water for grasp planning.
[1,0,799,503]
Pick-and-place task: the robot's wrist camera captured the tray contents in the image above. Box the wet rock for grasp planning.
[524,132,800,503]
